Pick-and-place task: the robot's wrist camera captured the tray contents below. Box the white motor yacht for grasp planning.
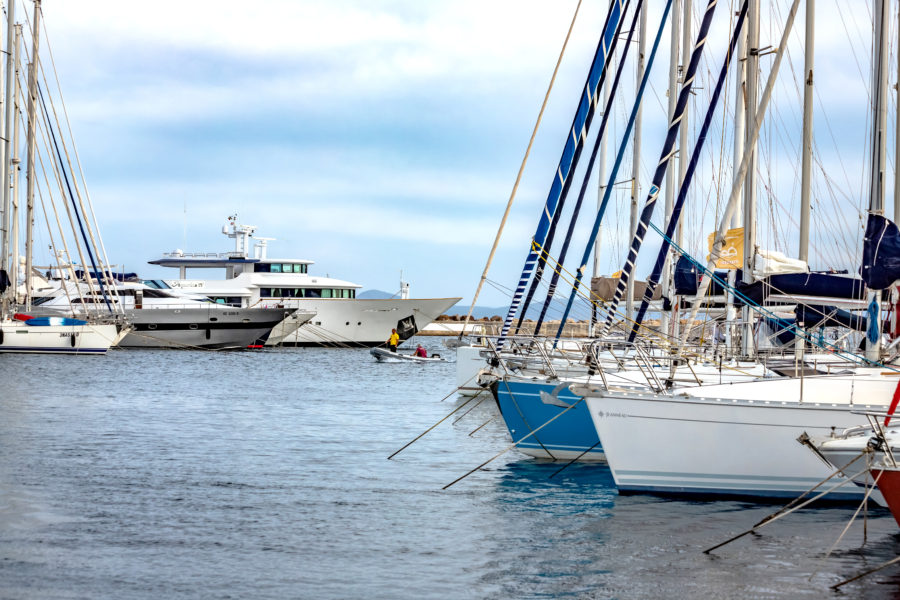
[31,279,309,350]
[147,218,461,347]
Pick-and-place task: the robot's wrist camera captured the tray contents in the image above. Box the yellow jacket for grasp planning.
[388,332,400,346]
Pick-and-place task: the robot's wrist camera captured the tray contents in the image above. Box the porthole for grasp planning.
[189,324,199,330]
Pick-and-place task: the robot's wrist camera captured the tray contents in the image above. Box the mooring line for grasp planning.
[442,396,586,490]
[451,390,488,425]
[703,464,870,555]
[468,416,496,437]
[387,392,479,460]
[548,440,603,479]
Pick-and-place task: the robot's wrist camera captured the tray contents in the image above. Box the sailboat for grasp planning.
[580,0,900,501]
[0,0,119,354]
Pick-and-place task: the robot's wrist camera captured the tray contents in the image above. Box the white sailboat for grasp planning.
[0,1,118,354]
[581,0,900,501]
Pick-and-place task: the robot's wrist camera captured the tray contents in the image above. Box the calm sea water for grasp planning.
[2,336,900,599]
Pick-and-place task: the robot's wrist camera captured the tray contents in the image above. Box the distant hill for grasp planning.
[358,290,508,320]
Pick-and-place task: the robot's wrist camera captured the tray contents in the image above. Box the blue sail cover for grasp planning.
[673,255,730,296]
[862,213,900,290]
[736,272,867,305]
[795,304,886,333]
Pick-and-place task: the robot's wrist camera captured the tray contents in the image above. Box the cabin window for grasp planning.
[260,288,271,298]
[322,289,333,298]
[254,264,270,273]
[270,264,282,273]
[293,264,305,274]
[305,288,321,298]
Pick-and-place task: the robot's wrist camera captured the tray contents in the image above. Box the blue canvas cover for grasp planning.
[862,213,900,290]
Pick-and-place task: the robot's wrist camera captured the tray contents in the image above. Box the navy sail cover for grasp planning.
[862,213,900,290]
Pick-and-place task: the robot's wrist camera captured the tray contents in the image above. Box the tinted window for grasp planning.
[254,264,271,273]
[270,264,282,273]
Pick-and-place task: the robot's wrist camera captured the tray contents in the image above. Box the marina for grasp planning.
[7,0,900,597]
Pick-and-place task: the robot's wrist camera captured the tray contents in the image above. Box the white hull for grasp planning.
[456,344,490,395]
[269,297,459,346]
[583,373,898,502]
[119,307,295,349]
[0,320,117,354]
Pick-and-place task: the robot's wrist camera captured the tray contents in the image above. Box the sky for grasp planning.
[10,0,892,314]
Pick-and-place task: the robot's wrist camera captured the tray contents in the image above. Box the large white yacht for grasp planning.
[148,218,461,347]
[30,278,307,350]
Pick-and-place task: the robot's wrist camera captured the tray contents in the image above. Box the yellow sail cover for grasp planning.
[707,227,744,270]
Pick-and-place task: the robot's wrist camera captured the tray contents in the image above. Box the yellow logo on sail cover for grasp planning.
[707,227,744,270]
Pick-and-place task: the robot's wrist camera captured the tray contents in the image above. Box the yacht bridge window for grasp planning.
[259,287,355,299]
[254,263,307,274]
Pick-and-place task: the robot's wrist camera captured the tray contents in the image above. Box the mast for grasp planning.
[0,0,13,318]
[10,23,21,298]
[798,0,814,261]
[591,59,613,336]
[726,8,748,355]
[679,0,808,349]
[795,0,814,363]
[740,0,759,357]
[627,1,648,323]
[24,0,39,311]
[867,0,890,361]
[673,0,692,341]
[660,0,682,339]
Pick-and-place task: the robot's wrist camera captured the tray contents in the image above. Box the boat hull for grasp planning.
[369,347,446,363]
[118,307,293,349]
[493,378,604,461]
[0,320,117,354]
[257,297,460,346]
[585,375,897,502]
[873,467,900,526]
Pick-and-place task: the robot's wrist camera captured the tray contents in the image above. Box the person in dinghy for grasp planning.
[413,344,427,358]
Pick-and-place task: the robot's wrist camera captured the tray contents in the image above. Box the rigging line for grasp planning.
[38,12,120,305]
[653,222,889,366]
[514,0,634,335]
[460,0,586,333]
[629,0,748,342]
[682,0,803,348]
[530,1,647,336]
[28,86,95,313]
[35,42,119,307]
[598,0,727,339]
[497,0,629,349]
[552,0,674,348]
[35,82,111,311]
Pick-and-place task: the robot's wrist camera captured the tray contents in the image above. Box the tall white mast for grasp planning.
[23,0,39,310]
[867,0,890,361]
[627,1,648,324]
[591,55,613,336]
[660,0,683,339]
[726,7,748,355]
[0,0,13,317]
[673,0,692,342]
[10,24,21,296]
[798,0,814,261]
[741,0,760,357]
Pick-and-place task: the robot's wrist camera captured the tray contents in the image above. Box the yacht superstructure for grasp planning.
[148,218,460,347]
